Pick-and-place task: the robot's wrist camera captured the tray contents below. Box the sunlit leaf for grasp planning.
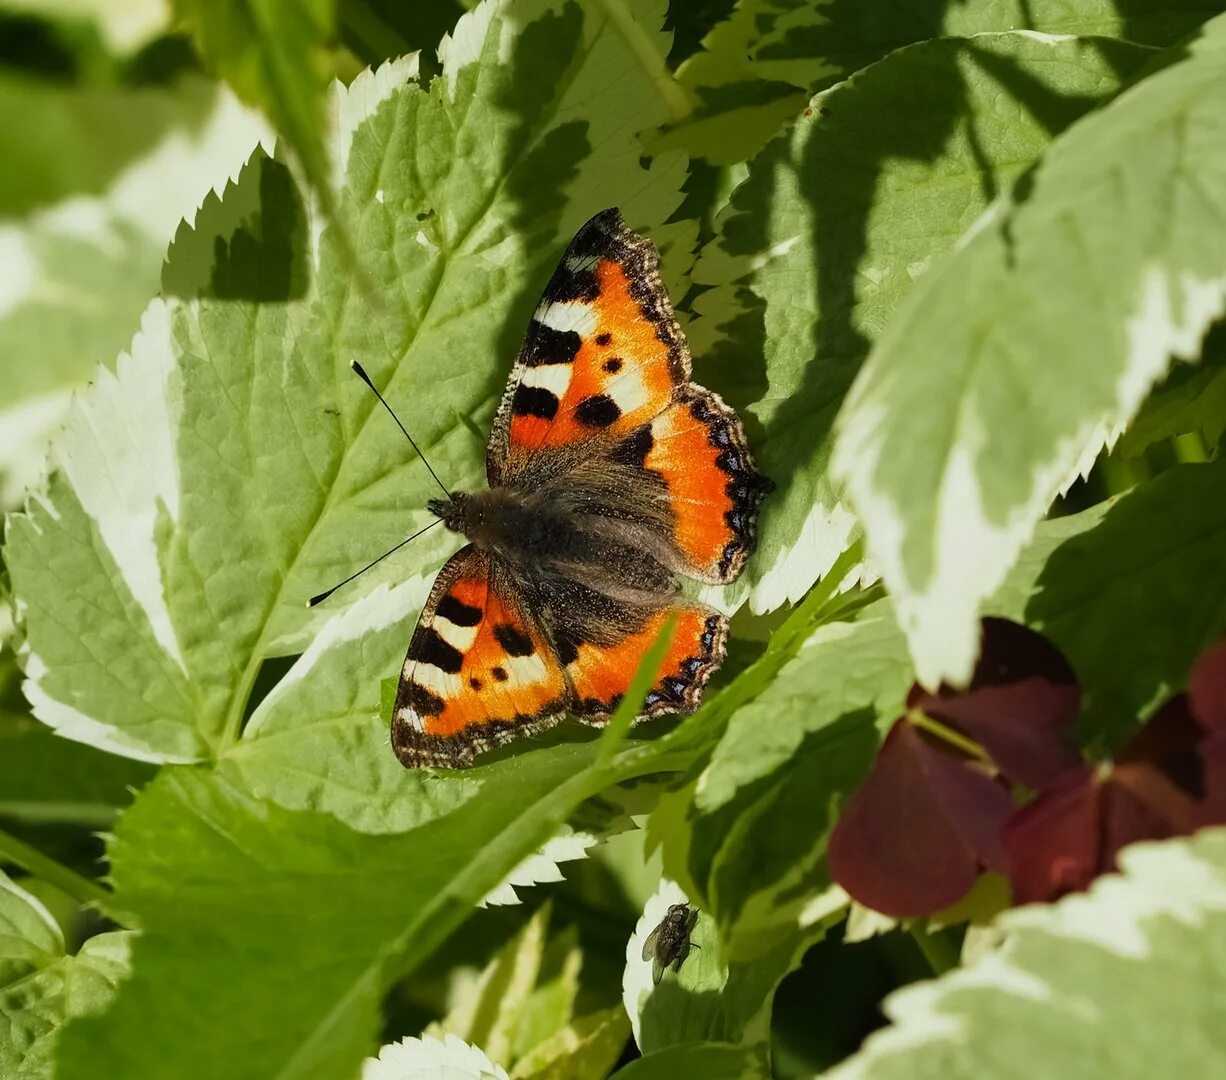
[0,871,129,1079]
[691,32,1151,613]
[0,75,266,506]
[655,0,1223,162]
[834,14,1226,687]
[831,830,1226,1078]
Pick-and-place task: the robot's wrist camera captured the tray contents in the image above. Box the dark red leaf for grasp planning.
[1192,733,1226,827]
[1002,766,1101,904]
[1118,693,1204,798]
[908,618,1081,788]
[828,718,1014,917]
[1189,639,1226,732]
[1004,758,1196,905]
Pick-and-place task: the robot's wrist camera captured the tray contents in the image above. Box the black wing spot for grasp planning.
[405,682,445,716]
[602,357,623,374]
[513,385,559,420]
[491,666,509,682]
[494,624,535,657]
[409,628,463,674]
[469,677,483,691]
[524,323,581,367]
[548,269,599,303]
[437,595,482,627]
[575,393,621,428]
[553,627,581,666]
[596,332,612,346]
[610,424,653,467]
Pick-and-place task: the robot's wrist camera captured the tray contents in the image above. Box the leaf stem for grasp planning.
[591,0,691,123]
[0,825,111,909]
[908,709,991,763]
[910,923,959,976]
[339,0,412,65]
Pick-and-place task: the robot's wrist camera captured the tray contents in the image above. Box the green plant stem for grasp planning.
[339,0,411,65]
[0,825,111,908]
[910,923,959,976]
[908,709,992,763]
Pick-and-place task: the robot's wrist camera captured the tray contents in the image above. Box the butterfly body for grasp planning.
[391,210,771,769]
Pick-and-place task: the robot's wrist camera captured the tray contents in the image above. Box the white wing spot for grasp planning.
[537,302,597,336]
[519,364,572,398]
[432,615,479,653]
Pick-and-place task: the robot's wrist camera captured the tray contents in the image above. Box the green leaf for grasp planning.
[429,903,557,1066]
[613,1042,769,1080]
[0,0,170,53]
[5,0,688,766]
[444,900,633,1079]
[831,829,1226,1077]
[687,607,910,949]
[833,15,1226,687]
[623,881,726,1053]
[171,0,339,219]
[52,734,699,1079]
[987,456,1226,749]
[623,879,843,1058]
[509,1004,629,1080]
[0,872,62,980]
[1116,324,1226,457]
[0,74,266,506]
[655,0,1223,163]
[691,31,1151,614]
[0,5,702,1071]
[686,452,1226,959]
[0,715,153,828]
[0,871,130,1079]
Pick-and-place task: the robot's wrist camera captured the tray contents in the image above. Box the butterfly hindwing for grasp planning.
[562,602,728,722]
[488,208,688,484]
[391,545,569,769]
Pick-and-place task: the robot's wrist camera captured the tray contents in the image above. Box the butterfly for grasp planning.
[390,208,771,769]
[642,902,700,985]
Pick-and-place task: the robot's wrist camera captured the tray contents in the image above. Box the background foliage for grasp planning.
[2,0,1225,1077]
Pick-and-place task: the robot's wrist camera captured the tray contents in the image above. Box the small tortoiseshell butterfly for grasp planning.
[390,209,771,769]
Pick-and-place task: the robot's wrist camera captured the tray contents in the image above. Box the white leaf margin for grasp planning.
[828,829,1226,1076]
[479,802,638,908]
[362,1033,509,1080]
[831,23,1226,688]
[9,59,419,765]
[621,877,690,1048]
[0,868,65,960]
[0,79,269,509]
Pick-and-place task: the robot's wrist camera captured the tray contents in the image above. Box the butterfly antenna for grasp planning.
[350,360,452,499]
[307,519,441,607]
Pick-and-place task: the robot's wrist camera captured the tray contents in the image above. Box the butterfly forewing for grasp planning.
[487,209,688,484]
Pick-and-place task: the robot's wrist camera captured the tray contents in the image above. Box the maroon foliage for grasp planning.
[908,618,1082,789]
[829,619,1081,917]
[1004,639,1226,904]
[827,719,1014,917]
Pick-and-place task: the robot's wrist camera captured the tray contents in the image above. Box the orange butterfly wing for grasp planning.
[391,546,568,769]
[393,209,770,768]
[487,209,688,482]
[565,603,728,721]
[487,208,770,582]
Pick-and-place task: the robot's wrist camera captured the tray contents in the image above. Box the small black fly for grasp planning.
[642,902,700,985]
